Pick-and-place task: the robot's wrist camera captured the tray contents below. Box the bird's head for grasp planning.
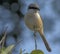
[28,3,40,12]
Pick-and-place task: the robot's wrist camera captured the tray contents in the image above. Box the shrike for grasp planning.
[24,3,51,52]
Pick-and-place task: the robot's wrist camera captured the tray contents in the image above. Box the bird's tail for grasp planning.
[38,30,51,52]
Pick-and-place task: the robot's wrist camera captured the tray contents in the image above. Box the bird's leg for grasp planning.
[34,31,37,50]
[33,25,37,50]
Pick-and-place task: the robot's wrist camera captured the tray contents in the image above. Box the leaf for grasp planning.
[1,45,14,54]
[31,50,44,54]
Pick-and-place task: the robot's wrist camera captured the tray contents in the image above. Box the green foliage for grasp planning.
[0,45,44,54]
[20,48,22,54]
[31,50,44,54]
[0,45,14,54]
[19,49,44,54]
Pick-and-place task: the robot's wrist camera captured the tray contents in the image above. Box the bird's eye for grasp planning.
[28,7,40,10]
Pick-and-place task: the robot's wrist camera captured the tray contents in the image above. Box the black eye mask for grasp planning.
[28,7,40,10]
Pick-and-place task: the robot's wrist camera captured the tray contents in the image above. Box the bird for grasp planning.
[24,3,51,52]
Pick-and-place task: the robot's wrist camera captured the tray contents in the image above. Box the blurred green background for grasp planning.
[0,0,60,54]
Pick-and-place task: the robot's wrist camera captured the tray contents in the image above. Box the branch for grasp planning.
[0,27,8,48]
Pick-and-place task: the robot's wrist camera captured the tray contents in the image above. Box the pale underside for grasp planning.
[24,11,43,33]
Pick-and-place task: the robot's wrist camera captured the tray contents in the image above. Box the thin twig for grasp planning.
[14,39,23,48]
[0,27,8,48]
[2,27,8,48]
[11,39,23,51]
[20,48,22,54]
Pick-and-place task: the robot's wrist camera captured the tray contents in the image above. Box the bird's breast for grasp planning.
[24,12,43,31]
